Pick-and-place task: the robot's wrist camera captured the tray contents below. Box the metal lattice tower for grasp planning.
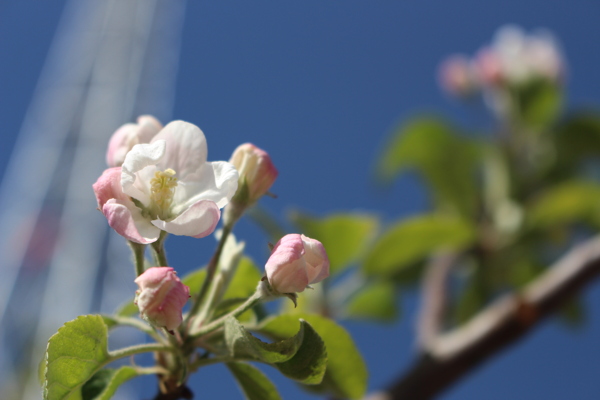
[0,1,187,398]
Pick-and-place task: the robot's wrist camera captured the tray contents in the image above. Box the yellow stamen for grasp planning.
[150,168,178,212]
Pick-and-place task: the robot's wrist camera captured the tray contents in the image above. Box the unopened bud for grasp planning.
[134,267,190,332]
[265,234,329,294]
[229,143,278,204]
[106,115,162,167]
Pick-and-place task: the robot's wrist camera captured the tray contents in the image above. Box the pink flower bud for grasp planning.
[106,115,163,167]
[229,143,278,204]
[134,267,190,332]
[265,234,329,294]
[438,55,478,97]
[473,47,504,87]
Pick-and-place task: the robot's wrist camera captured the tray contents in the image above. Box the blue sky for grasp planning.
[1,1,600,399]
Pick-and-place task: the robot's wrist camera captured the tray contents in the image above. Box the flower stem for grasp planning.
[186,223,233,324]
[109,342,176,361]
[189,290,263,339]
[150,231,169,266]
[128,241,146,276]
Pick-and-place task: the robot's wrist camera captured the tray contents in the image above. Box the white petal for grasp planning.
[173,161,239,213]
[121,140,166,205]
[152,200,220,238]
[151,121,208,180]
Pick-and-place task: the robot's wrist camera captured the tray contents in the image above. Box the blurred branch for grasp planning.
[367,234,600,400]
[417,252,460,349]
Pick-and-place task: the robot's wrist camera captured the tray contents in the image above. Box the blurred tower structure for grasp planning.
[0,1,187,398]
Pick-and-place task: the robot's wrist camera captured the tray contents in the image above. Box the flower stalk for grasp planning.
[128,240,146,276]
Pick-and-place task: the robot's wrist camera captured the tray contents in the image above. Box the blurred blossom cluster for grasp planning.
[439,25,565,120]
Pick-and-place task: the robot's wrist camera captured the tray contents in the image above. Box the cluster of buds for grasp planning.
[439,25,565,98]
[94,116,327,332]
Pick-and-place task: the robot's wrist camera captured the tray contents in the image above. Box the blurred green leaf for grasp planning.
[115,299,138,318]
[289,211,379,275]
[81,367,139,400]
[514,79,562,129]
[346,281,399,323]
[223,257,262,300]
[363,214,476,277]
[557,297,586,329]
[182,267,207,294]
[43,315,110,400]
[224,316,305,364]
[454,271,487,324]
[227,362,282,400]
[527,181,600,229]
[258,313,367,399]
[376,116,480,216]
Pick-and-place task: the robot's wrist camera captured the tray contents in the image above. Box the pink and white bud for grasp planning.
[438,55,478,97]
[134,267,190,332]
[473,47,504,87]
[229,143,278,203]
[106,115,163,167]
[265,234,329,294]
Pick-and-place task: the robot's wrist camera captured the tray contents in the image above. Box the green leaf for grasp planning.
[289,211,379,274]
[182,267,207,294]
[346,281,399,323]
[81,367,139,400]
[376,116,480,216]
[43,315,110,400]
[514,78,562,129]
[258,313,366,399]
[557,297,586,329]
[527,181,600,229]
[269,320,327,385]
[454,272,487,324]
[224,316,304,363]
[363,214,476,277]
[227,362,282,400]
[554,112,600,172]
[115,300,138,318]
[223,257,262,300]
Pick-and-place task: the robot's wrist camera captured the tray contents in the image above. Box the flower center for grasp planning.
[150,168,178,217]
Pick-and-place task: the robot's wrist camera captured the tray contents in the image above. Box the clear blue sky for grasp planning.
[1,1,600,399]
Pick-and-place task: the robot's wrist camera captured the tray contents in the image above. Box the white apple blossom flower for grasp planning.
[94,120,238,243]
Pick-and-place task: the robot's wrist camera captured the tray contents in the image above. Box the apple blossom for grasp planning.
[438,55,478,97]
[106,115,163,167]
[475,25,564,86]
[134,267,190,332]
[265,234,329,294]
[95,120,239,243]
